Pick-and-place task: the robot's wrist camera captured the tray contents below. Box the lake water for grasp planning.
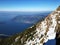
[0,11,51,35]
[44,39,56,45]
[0,21,33,35]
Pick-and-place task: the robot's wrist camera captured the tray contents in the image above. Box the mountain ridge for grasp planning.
[0,6,60,45]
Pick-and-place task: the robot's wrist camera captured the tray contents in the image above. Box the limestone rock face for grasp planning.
[56,6,60,45]
[24,6,60,45]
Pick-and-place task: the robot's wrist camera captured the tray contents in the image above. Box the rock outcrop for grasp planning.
[24,6,60,45]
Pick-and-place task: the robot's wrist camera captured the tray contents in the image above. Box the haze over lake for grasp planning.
[0,11,51,35]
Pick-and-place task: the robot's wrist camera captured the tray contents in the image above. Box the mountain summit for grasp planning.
[0,6,60,45]
[24,6,60,45]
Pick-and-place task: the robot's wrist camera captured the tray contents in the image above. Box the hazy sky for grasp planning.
[0,0,60,11]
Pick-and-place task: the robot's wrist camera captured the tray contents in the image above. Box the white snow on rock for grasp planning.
[59,16,60,17]
[24,7,60,45]
[58,21,60,24]
[15,36,20,42]
[57,11,60,13]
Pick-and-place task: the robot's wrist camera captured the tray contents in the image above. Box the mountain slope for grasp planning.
[12,14,48,24]
[0,6,60,45]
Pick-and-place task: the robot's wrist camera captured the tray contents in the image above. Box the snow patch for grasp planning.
[58,21,60,24]
[15,36,20,42]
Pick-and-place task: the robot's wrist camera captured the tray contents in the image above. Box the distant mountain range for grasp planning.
[0,11,51,24]
[12,12,50,24]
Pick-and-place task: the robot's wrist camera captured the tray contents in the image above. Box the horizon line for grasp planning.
[0,10,52,12]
